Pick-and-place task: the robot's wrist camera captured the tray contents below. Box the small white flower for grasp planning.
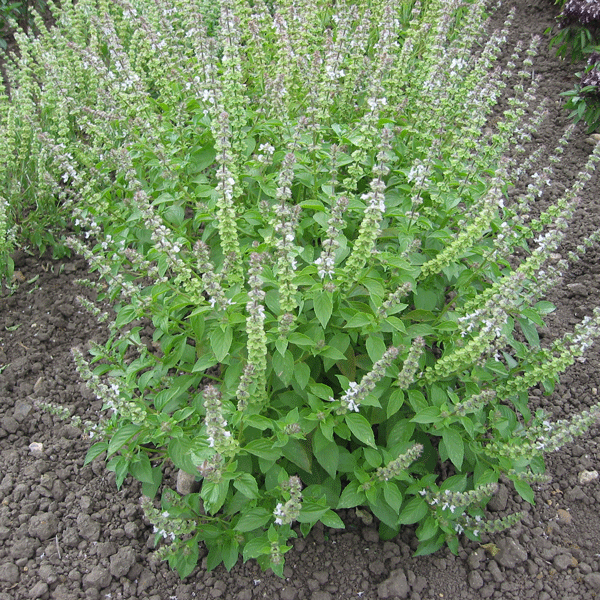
[273,503,285,525]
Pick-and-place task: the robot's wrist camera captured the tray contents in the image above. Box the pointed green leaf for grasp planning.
[320,509,345,529]
[211,326,233,362]
[398,496,428,524]
[129,452,155,484]
[345,413,377,448]
[282,438,312,473]
[338,480,367,509]
[244,438,281,461]
[386,389,405,419]
[273,349,295,386]
[242,535,271,560]
[235,507,272,532]
[512,479,535,505]
[201,479,230,515]
[370,495,399,528]
[411,406,443,424]
[442,427,464,471]
[382,481,403,513]
[234,473,259,500]
[366,336,386,363]
[314,291,333,329]
[84,441,108,466]
[312,427,339,478]
[294,362,311,390]
[107,424,140,457]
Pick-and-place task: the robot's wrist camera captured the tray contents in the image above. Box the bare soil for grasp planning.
[3,1,600,599]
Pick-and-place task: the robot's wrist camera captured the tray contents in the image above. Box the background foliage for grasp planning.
[547,0,600,132]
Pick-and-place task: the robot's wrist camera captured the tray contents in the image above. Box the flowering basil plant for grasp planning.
[6,0,600,580]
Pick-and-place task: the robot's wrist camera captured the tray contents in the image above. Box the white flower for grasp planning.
[314,256,334,279]
[273,502,285,525]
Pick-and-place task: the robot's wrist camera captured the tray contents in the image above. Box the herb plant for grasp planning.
[4,0,600,580]
[547,0,600,132]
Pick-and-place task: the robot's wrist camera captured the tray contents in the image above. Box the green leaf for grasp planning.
[318,345,347,360]
[235,507,272,532]
[168,438,198,474]
[405,324,435,337]
[411,406,443,424]
[363,447,382,468]
[205,544,224,572]
[191,146,217,172]
[245,414,273,431]
[312,427,339,479]
[273,350,295,386]
[320,510,345,529]
[520,307,545,328]
[386,389,405,419]
[234,473,259,500]
[442,427,464,471]
[407,389,428,413]
[115,305,138,328]
[164,204,185,227]
[192,353,218,373]
[370,495,400,528]
[366,336,386,363]
[345,313,373,328]
[314,291,333,329]
[211,326,233,362]
[416,515,439,542]
[106,455,130,489]
[534,301,556,315]
[142,467,163,499]
[345,413,377,448]
[288,332,317,347]
[222,538,239,572]
[517,317,540,348]
[129,452,155,484]
[398,496,428,525]
[297,501,329,523]
[308,382,334,400]
[244,438,281,462]
[414,288,439,311]
[172,537,199,578]
[242,535,271,561]
[382,482,403,513]
[282,438,312,473]
[84,441,108,465]
[512,479,535,505]
[413,534,445,556]
[294,362,311,390]
[338,481,367,509]
[107,424,140,457]
[201,479,230,515]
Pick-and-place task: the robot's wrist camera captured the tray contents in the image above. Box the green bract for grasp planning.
[4,0,600,580]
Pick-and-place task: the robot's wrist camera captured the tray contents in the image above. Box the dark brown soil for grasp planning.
[3,1,600,599]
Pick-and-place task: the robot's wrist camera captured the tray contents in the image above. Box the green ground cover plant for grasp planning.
[4,0,600,579]
[547,0,600,132]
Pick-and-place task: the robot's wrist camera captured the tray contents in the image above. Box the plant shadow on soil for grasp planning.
[4,1,600,599]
